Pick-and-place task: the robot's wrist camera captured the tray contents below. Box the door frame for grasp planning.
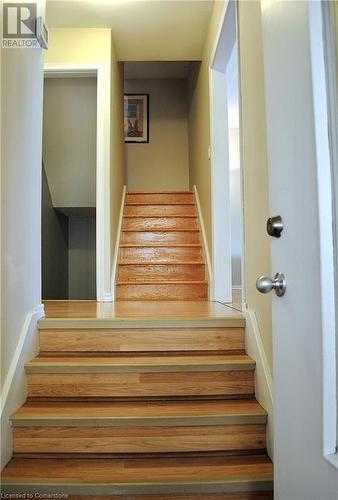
[43,63,109,302]
[310,0,338,465]
[209,0,245,303]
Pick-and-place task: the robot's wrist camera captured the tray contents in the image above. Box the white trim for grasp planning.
[209,0,244,304]
[209,1,229,69]
[1,304,44,468]
[0,304,44,416]
[111,185,127,301]
[309,1,338,465]
[44,63,110,302]
[193,185,212,296]
[244,308,274,460]
[209,67,232,302]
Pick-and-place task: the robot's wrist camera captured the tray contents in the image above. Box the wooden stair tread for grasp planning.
[126,201,195,205]
[124,215,198,218]
[127,191,194,194]
[26,354,255,372]
[122,229,200,232]
[11,400,267,425]
[120,244,203,247]
[117,280,208,285]
[2,455,273,493]
[118,261,205,265]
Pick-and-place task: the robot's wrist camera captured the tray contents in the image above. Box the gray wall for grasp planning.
[42,166,69,299]
[68,216,96,300]
[42,76,97,300]
[43,77,97,207]
[125,79,189,191]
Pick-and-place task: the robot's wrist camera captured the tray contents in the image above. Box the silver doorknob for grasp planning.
[256,272,286,297]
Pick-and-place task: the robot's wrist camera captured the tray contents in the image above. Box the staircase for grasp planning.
[116,191,208,300]
[1,302,273,497]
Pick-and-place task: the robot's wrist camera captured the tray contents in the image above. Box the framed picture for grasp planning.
[124,94,149,143]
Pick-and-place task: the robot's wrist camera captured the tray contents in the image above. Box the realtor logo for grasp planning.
[2,2,39,47]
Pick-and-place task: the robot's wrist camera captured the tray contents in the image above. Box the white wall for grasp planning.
[1,42,44,467]
[125,79,189,192]
[43,77,97,208]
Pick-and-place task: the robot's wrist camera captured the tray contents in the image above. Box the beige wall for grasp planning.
[237,1,272,367]
[111,40,125,246]
[188,1,272,368]
[43,77,97,207]
[187,2,225,253]
[1,40,44,466]
[125,79,189,192]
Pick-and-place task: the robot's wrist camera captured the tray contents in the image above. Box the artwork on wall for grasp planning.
[124,94,149,143]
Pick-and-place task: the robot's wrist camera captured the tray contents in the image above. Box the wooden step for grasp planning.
[12,400,267,454]
[119,245,203,263]
[121,230,201,244]
[116,281,208,300]
[123,217,198,231]
[117,264,206,282]
[1,455,273,495]
[68,494,274,500]
[25,354,255,398]
[124,205,197,216]
[39,325,245,353]
[126,192,195,205]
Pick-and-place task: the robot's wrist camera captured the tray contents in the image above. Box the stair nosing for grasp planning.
[25,355,255,374]
[11,400,267,427]
[116,280,208,284]
[120,244,203,247]
[122,229,199,232]
[123,215,198,219]
[11,414,267,427]
[118,261,205,265]
[38,317,245,330]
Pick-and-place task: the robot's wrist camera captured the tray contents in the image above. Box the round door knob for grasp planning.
[256,272,286,297]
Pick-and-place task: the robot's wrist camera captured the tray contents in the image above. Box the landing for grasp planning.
[43,300,242,322]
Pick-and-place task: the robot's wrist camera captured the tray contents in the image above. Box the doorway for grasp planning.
[42,74,97,300]
[210,0,244,306]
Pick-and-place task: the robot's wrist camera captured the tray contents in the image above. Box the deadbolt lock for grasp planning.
[267,215,283,238]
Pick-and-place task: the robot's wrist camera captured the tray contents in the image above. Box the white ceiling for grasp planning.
[45,0,214,61]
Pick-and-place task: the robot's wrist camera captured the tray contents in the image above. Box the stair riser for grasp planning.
[27,371,254,398]
[13,424,266,454]
[123,218,198,231]
[126,193,194,204]
[121,231,201,244]
[118,264,206,282]
[39,328,245,353]
[117,283,208,300]
[124,205,197,216]
[120,246,203,263]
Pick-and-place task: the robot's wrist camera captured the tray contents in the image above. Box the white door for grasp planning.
[260,1,338,499]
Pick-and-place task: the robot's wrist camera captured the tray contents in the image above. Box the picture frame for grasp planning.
[124,94,149,143]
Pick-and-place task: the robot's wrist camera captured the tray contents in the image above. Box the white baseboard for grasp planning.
[193,185,213,297]
[111,185,127,301]
[244,308,274,460]
[1,303,44,469]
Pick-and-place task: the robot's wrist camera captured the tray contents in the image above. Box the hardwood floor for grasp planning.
[42,300,243,320]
